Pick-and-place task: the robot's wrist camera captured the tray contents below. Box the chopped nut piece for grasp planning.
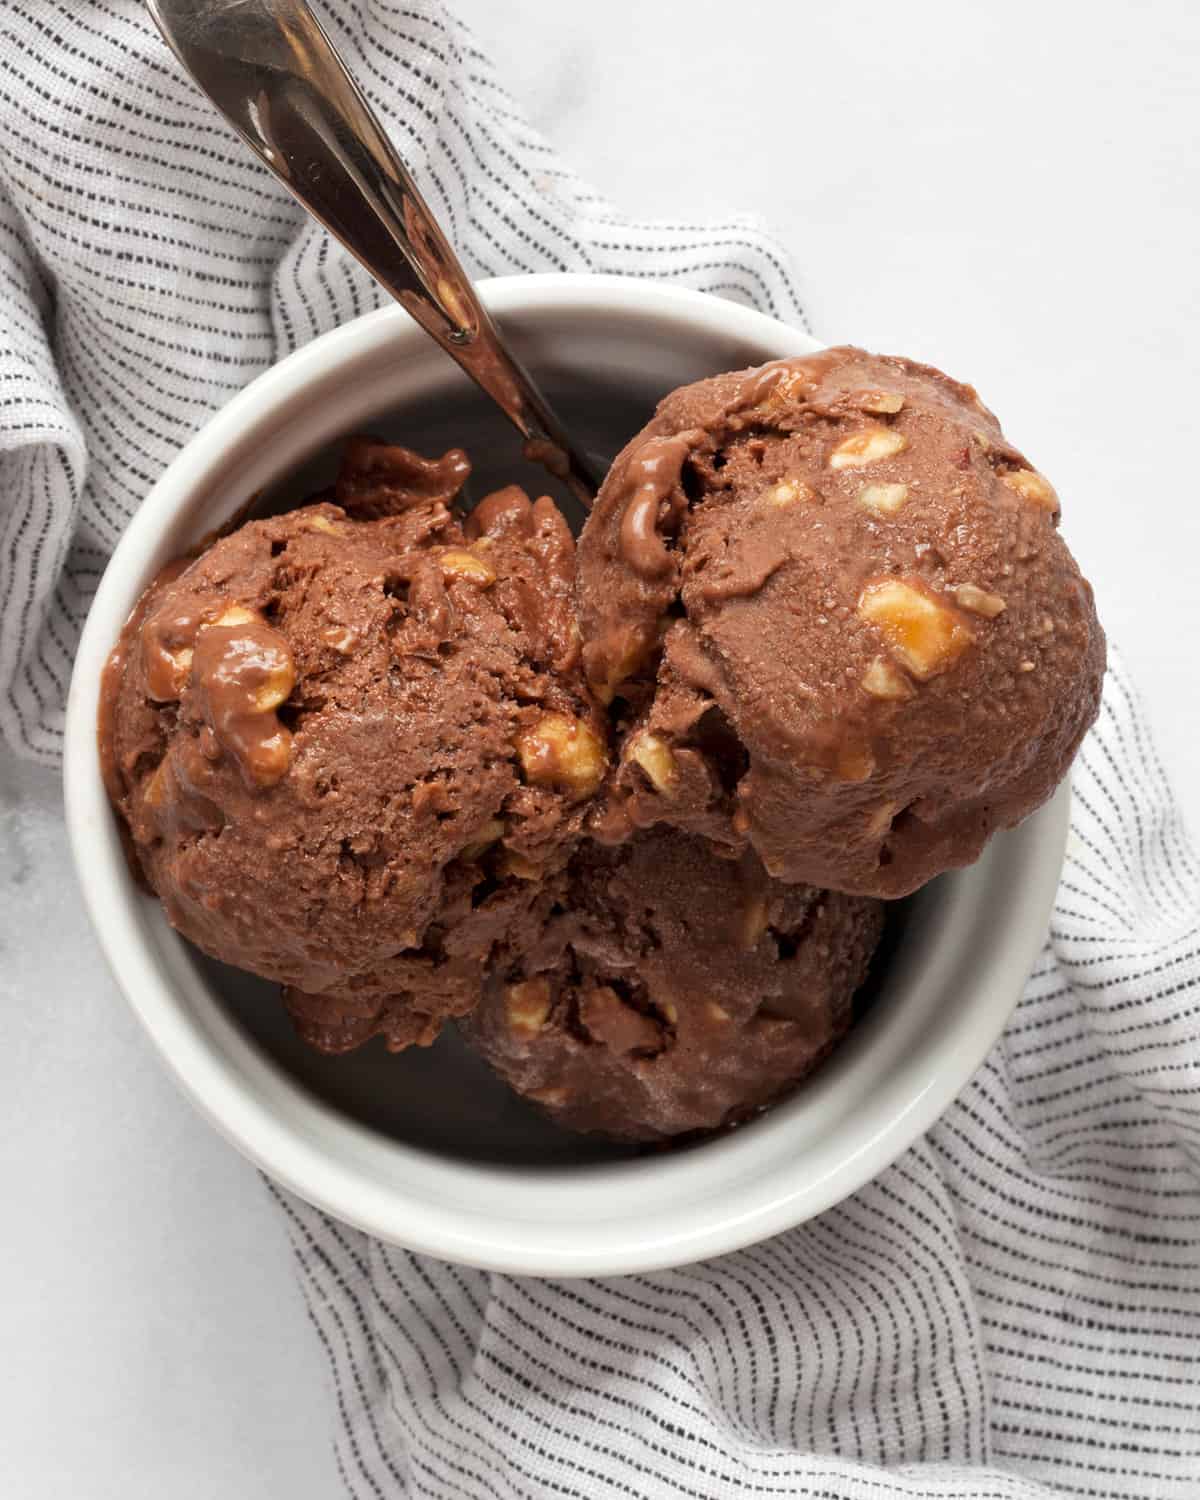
[459,818,505,862]
[626,731,677,795]
[761,477,815,508]
[300,514,344,535]
[858,391,905,414]
[211,605,258,628]
[438,549,496,586]
[861,655,916,700]
[504,978,553,1036]
[517,713,607,798]
[857,481,910,517]
[857,578,975,680]
[1001,468,1059,512]
[190,608,296,786]
[953,583,1007,618]
[756,367,817,408]
[867,800,899,838]
[202,607,295,711]
[253,667,295,714]
[321,625,359,654]
[660,1001,679,1025]
[829,426,909,469]
[1019,659,1037,673]
[706,1002,731,1023]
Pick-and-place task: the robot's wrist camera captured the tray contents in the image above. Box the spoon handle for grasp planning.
[147,0,599,506]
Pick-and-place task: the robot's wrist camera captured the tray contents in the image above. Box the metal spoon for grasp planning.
[146,0,600,513]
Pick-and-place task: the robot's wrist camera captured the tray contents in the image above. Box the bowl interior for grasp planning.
[68,279,1068,1273]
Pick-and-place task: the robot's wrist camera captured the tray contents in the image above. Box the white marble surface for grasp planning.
[0,755,337,1499]
[6,2,1198,1495]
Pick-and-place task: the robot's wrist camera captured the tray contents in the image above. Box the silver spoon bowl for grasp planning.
[147,0,600,515]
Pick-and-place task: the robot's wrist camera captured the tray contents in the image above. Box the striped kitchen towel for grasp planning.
[3,3,1198,1497]
[271,650,1200,1500]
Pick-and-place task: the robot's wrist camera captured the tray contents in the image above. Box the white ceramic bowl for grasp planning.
[64,274,1068,1277]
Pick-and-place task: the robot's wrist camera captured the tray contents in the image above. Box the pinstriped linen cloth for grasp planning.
[3,4,1199,1498]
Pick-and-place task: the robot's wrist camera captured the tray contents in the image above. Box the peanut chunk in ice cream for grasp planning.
[861,655,916,701]
[857,578,974,681]
[438,549,497,586]
[625,731,678,796]
[191,606,296,788]
[761,477,816,508]
[505,978,553,1037]
[829,426,909,469]
[856,391,905,415]
[1001,468,1059,513]
[517,713,608,798]
[954,583,1007,618]
[857,481,910,517]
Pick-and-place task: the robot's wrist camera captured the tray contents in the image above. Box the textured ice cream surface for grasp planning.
[460,829,883,1142]
[578,347,1105,897]
[100,442,606,1052]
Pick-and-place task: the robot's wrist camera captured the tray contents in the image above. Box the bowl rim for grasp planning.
[64,273,1068,1275]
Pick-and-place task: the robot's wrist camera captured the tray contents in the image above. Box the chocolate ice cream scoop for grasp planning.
[578,349,1105,897]
[461,829,883,1142]
[100,442,606,1052]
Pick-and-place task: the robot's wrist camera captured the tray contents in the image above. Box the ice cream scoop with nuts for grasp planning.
[579,348,1105,898]
[462,828,883,1142]
[100,440,606,1053]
